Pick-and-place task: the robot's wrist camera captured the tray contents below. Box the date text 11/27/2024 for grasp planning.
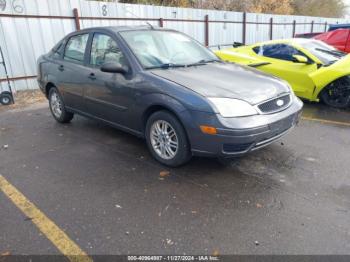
[127,255,220,261]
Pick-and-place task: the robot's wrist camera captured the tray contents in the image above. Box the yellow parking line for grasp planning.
[0,175,92,262]
[301,116,350,127]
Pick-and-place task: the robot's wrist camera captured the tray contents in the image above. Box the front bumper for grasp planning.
[188,97,303,157]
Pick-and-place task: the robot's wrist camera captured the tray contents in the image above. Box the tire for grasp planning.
[145,110,191,167]
[320,78,350,109]
[48,87,74,123]
[0,92,13,105]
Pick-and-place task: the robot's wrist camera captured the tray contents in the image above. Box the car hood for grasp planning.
[310,54,350,88]
[151,63,290,105]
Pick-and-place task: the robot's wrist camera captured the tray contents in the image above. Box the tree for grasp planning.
[95,0,347,18]
[194,0,249,11]
[248,0,293,15]
[292,0,347,18]
[118,0,191,7]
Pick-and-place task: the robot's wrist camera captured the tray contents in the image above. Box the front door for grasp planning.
[84,33,135,128]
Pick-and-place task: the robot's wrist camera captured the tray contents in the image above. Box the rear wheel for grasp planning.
[145,111,191,167]
[320,78,350,109]
[48,87,74,123]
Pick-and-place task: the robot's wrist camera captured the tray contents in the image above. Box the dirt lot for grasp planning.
[1,97,350,257]
[0,90,46,113]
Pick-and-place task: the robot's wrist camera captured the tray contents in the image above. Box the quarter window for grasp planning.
[51,40,64,59]
[90,34,126,67]
[64,34,89,63]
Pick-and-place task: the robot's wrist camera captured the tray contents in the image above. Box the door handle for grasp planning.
[88,73,96,80]
[58,65,64,71]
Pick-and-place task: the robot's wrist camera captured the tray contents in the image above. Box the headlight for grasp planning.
[208,98,258,117]
[281,80,294,94]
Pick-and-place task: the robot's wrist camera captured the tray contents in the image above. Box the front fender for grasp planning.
[310,55,350,99]
[137,93,197,133]
[139,93,188,115]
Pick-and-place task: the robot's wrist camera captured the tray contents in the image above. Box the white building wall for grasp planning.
[0,0,348,91]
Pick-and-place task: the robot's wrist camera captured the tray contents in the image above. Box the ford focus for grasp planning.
[37,26,303,167]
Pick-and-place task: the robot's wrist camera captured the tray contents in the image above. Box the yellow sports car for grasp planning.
[215,38,350,108]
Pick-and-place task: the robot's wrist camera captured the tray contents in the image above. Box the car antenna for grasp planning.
[124,7,155,30]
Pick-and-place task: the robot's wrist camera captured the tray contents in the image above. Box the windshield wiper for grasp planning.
[146,59,221,69]
[315,48,346,58]
[186,59,222,67]
[146,63,186,70]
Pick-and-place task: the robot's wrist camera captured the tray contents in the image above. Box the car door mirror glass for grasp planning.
[292,55,309,64]
[101,62,128,74]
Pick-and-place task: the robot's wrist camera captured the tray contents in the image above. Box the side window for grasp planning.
[254,44,308,62]
[64,34,89,63]
[90,34,127,67]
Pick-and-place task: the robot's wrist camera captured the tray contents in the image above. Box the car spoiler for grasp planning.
[208,42,244,50]
[294,32,323,38]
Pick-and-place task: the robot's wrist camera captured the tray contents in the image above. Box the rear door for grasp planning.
[57,33,90,112]
[252,43,318,99]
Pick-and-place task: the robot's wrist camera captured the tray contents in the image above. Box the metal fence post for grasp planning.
[311,20,314,33]
[269,17,273,40]
[73,8,80,31]
[292,20,296,37]
[242,12,246,45]
[159,18,164,27]
[204,14,209,47]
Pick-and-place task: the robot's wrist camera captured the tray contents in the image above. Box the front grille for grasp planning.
[258,94,291,113]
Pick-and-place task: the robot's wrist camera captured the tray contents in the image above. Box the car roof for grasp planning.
[71,25,167,35]
[329,23,350,30]
[64,25,175,40]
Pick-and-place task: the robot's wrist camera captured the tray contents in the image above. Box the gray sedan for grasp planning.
[37,26,303,167]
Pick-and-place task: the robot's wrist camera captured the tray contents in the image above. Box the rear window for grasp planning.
[64,34,89,63]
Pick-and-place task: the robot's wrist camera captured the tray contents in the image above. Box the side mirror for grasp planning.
[101,62,128,74]
[292,55,309,64]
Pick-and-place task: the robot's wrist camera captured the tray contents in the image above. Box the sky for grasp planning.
[345,0,350,18]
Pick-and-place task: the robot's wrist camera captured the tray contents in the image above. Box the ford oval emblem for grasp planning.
[276,99,284,107]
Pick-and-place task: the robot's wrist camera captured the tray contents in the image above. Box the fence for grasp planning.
[0,0,348,91]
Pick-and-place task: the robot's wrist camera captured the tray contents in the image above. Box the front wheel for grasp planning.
[48,87,74,123]
[145,111,191,167]
[320,78,350,109]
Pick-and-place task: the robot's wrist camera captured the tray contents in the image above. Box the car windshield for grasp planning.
[120,30,219,69]
[300,39,347,65]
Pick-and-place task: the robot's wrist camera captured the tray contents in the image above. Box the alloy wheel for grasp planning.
[150,120,179,160]
[50,91,63,118]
